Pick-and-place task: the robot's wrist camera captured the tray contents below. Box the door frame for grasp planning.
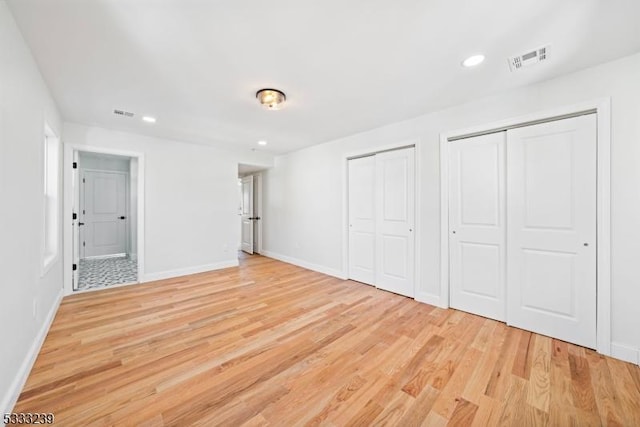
[342,139,422,293]
[79,168,130,259]
[63,144,146,295]
[439,98,611,356]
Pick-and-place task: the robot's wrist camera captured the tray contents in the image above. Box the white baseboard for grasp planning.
[1,289,64,417]
[142,260,239,282]
[261,250,347,280]
[611,342,640,365]
[414,291,447,308]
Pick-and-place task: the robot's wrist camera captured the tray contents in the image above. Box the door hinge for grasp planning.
[72,263,77,271]
[83,241,85,247]
[82,178,85,183]
[73,162,77,169]
[72,212,77,220]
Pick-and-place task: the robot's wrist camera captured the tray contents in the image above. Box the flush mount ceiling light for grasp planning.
[257,140,268,146]
[462,54,485,68]
[142,116,156,123]
[256,88,286,110]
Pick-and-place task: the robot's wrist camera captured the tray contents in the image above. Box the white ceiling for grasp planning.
[8,0,640,154]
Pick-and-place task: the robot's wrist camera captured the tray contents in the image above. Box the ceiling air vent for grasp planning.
[508,45,549,72]
[113,109,135,118]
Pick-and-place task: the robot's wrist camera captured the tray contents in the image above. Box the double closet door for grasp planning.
[348,147,415,298]
[449,114,597,348]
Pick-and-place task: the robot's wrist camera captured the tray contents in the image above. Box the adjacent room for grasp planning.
[1,0,640,425]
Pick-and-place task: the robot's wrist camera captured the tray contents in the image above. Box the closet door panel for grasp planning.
[449,132,506,321]
[375,148,415,297]
[507,114,597,349]
[348,156,376,285]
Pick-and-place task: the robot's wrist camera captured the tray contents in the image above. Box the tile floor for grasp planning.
[78,256,138,291]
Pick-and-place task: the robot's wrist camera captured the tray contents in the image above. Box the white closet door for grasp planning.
[375,148,415,297]
[348,156,376,285]
[449,132,506,321]
[507,114,597,348]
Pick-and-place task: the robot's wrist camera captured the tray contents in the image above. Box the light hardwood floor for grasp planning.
[14,254,640,426]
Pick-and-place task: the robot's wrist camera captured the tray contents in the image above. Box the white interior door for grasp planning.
[72,151,80,289]
[348,156,376,285]
[449,132,506,321]
[81,170,128,258]
[507,114,597,348]
[240,175,254,254]
[375,148,415,297]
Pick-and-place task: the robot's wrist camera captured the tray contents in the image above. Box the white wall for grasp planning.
[262,52,640,361]
[0,0,64,414]
[63,123,274,280]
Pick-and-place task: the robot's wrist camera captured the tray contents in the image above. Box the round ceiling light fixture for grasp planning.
[256,88,286,110]
[462,54,485,68]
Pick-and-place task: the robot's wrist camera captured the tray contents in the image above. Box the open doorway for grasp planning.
[64,148,144,293]
[238,163,266,257]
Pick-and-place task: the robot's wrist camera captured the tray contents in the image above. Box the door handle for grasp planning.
[78,222,85,226]
[119,216,126,220]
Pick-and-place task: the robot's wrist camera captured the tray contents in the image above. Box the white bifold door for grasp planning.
[448,114,597,349]
[348,147,415,298]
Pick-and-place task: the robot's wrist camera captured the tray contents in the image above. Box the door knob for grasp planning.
[119,216,126,220]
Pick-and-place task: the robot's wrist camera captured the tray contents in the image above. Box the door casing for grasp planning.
[63,144,145,296]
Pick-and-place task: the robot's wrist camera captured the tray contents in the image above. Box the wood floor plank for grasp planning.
[12,252,640,425]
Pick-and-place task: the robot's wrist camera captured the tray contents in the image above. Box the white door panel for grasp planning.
[72,151,80,289]
[348,156,375,285]
[82,170,127,257]
[241,175,254,254]
[507,114,597,349]
[449,132,506,321]
[375,148,415,297]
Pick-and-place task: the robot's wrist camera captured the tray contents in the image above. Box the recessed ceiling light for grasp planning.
[462,54,485,68]
[257,140,267,146]
[142,116,156,123]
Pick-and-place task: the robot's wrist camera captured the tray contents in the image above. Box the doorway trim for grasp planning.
[63,144,145,295]
[438,98,611,356]
[341,139,422,293]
